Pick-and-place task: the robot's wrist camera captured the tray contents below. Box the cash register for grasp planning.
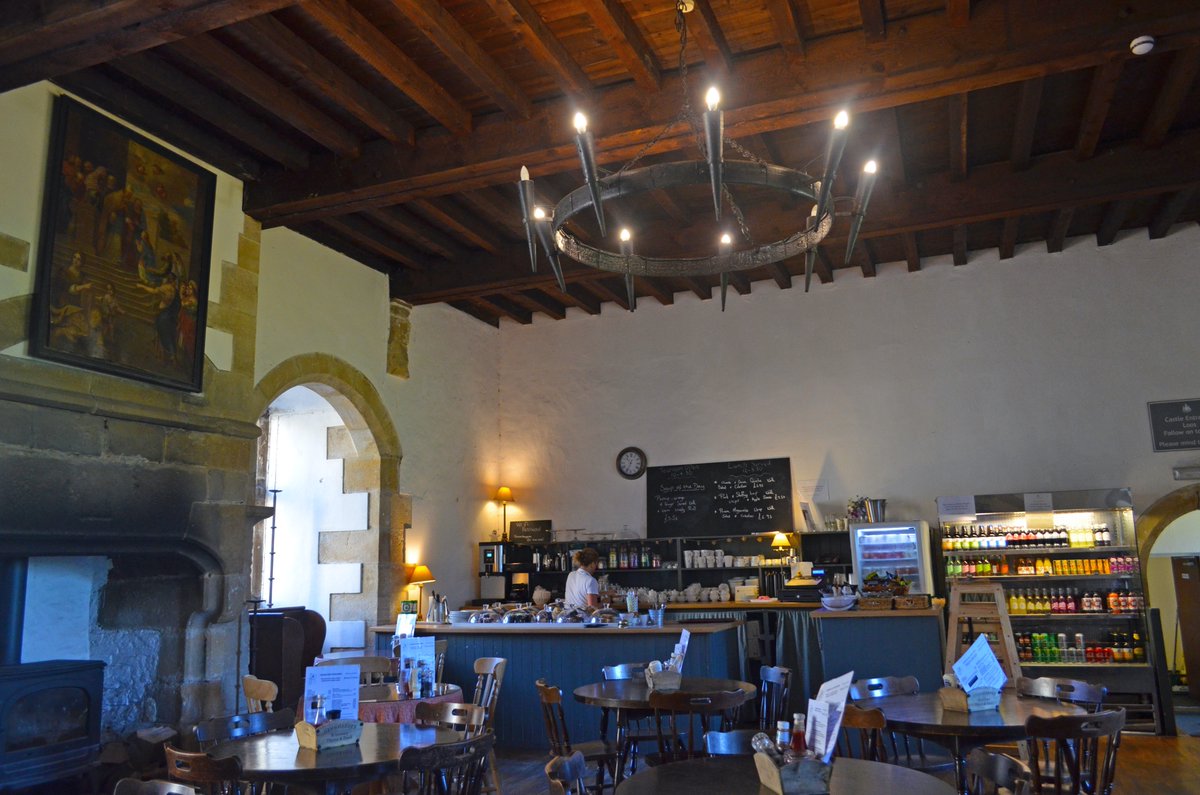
[777,567,827,603]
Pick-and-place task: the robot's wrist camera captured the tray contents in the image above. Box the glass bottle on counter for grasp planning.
[609,546,618,570]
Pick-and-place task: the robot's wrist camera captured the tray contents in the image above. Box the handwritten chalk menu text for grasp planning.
[647,458,793,538]
[1149,399,1200,451]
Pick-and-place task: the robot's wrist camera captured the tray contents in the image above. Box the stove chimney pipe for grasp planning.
[0,558,28,666]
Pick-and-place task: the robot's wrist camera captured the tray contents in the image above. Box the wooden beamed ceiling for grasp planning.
[4,0,1200,327]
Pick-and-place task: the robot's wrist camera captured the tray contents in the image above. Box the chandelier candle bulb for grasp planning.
[517,166,538,272]
[844,160,879,265]
[532,206,566,291]
[572,112,607,236]
[703,87,724,221]
[816,111,850,222]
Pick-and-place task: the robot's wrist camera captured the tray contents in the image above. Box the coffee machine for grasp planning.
[477,542,534,603]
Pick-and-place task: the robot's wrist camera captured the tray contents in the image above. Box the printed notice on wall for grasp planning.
[1148,399,1200,452]
[936,495,977,518]
[1023,492,1054,513]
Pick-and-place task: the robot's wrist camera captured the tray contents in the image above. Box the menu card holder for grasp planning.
[938,685,1000,713]
[754,753,833,795]
[295,719,364,750]
[644,669,681,692]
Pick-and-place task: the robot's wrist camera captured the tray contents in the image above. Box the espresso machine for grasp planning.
[477,542,534,603]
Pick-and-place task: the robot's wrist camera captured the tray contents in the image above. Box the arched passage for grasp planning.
[1135,483,1200,562]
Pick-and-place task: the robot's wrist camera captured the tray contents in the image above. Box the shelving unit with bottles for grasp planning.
[936,488,1164,732]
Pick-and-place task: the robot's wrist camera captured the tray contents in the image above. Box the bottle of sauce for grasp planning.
[791,713,807,755]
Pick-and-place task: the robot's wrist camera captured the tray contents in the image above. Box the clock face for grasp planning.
[617,447,647,479]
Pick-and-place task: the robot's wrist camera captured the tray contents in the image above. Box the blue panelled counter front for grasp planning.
[384,621,743,749]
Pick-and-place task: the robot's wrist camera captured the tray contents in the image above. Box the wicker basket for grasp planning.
[893,594,931,610]
[857,596,894,610]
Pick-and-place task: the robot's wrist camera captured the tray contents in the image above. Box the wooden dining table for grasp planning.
[613,755,956,794]
[854,690,1085,795]
[573,676,757,784]
[357,682,463,723]
[207,721,461,795]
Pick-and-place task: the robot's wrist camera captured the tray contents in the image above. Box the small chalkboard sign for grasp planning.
[647,457,793,538]
[509,520,553,543]
[1148,399,1200,452]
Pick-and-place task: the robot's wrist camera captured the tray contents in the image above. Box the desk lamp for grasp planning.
[407,564,436,619]
[494,486,514,541]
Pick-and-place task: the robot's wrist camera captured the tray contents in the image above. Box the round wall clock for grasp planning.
[617,446,647,479]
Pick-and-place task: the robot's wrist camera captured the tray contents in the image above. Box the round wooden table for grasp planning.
[614,755,955,794]
[358,682,462,723]
[208,722,460,795]
[574,677,756,784]
[856,691,1085,795]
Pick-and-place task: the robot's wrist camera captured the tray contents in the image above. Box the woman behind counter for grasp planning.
[564,547,601,608]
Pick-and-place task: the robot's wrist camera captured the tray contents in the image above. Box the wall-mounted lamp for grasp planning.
[494,487,514,542]
[406,563,436,619]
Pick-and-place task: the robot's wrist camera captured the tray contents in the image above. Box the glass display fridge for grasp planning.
[849,521,934,594]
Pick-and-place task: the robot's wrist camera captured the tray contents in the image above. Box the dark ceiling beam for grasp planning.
[322,216,429,270]
[690,1,734,76]
[447,299,499,327]
[560,284,602,315]
[725,272,751,295]
[763,0,805,61]
[0,0,195,66]
[109,52,309,170]
[171,34,360,156]
[1096,199,1134,246]
[767,263,792,290]
[0,0,299,92]
[408,198,501,254]
[472,295,531,324]
[859,0,887,42]
[636,278,674,306]
[999,217,1019,259]
[300,222,396,275]
[245,1,1200,226]
[949,92,969,180]
[586,0,662,93]
[682,278,711,300]
[1046,208,1075,253]
[236,14,414,145]
[1075,58,1124,160]
[650,189,688,223]
[880,108,908,184]
[853,242,876,278]
[477,0,593,102]
[814,247,834,284]
[508,290,566,320]
[365,206,467,260]
[1009,77,1044,170]
[394,0,532,119]
[299,0,471,134]
[903,232,921,271]
[952,225,968,265]
[52,69,262,181]
[583,278,630,312]
[947,0,971,28]
[456,188,525,240]
[1148,187,1197,239]
[1142,46,1200,147]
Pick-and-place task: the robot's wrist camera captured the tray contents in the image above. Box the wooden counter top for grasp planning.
[372,621,742,635]
[663,601,820,610]
[812,607,944,619]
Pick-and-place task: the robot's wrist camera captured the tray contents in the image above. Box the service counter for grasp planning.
[812,607,946,692]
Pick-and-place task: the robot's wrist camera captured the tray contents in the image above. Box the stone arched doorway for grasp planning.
[1134,483,1200,561]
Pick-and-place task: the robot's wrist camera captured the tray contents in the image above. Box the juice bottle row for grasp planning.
[945,555,1138,578]
[941,524,1114,551]
[1007,587,1144,615]
[1017,631,1144,664]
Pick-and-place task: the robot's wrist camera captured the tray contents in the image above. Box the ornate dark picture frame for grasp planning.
[30,95,215,392]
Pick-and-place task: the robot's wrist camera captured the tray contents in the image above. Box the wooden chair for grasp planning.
[704,729,758,756]
[966,748,1033,795]
[164,743,246,795]
[242,674,278,713]
[600,662,657,774]
[1024,708,1124,795]
[113,779,195,795]
[471,657,507,795]
[414,700,488,737]
[1016,677,1107,712]
[544,751,588,795]
[834,704,888,763]
[397,732,495,795]
[647,688,746,765]
[849,675,954,771]
[536,679,618,793]
[758,665,791,730]
[314,655,394,684]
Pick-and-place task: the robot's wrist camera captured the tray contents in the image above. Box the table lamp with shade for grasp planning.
[494,486,514,541]
[406,564,436,619]
[771,531,793,562]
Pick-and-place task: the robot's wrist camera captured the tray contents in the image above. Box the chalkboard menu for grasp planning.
[508,520,552,543]
[646,458,793,538]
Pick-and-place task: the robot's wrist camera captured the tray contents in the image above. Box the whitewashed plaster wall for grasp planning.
[494,225,1200,542]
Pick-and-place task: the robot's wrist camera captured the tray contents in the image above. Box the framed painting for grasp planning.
[30,95,215,392]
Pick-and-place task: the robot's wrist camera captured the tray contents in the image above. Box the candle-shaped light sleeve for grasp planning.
[517,165,538,271]
[718,232,732,311]
[843,160,878,264]
[703,87,724,221]
[803,206,819,293]
[619,228,636,312]
[573,112,607,236]
[532,207,566,291]
[815,110,850,222]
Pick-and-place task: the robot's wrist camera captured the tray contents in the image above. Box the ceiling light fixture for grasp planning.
[1129,35,1156,55]
[517,1,877,311]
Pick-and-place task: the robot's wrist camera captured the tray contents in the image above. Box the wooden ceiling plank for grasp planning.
[109,52,309,170]
[999,217,1019,259]
[814,247,834,284]
[763,0,805,60]
[682,277,711,300]
[859,0,887,42]
[299,0,471,134]
[1074,58,1124,160]
[394,0,532,119]
[689,0,735,76]
[1046,207,1075,253]
[560,284,602,314]
[0,0,197,67]
[586,0,662,93]
[1096,198,1134,246]
[903,231,921,271]
[171,34,360,156]
[1149,187,1198,239]
[949,92,969,181]
[238,14,414,145]
[1009,76,1044,171]
[245,2,1200,223]
[0,0,300,93]
[457,187,525,240]
[477,0,593,101]
[853,241,876,277]
[726,271,751,295]
[947,0,971,28]
[1142,46,1200,147]
[365,206,467,260]
[952,225,968,265]
[767,262,792,289]
[509,290,566,320]
[299,221,397,275]
[323,215,429,270]
[583,278,630,311]
[650,188,688,222]
[52,69,262,181]
[409,198,501,253]
[471,295,530,324]
[636,277,674,306]
[447,299,500,326]
[880,108,908,185]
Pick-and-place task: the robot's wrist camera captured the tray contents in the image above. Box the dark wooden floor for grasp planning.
[494,734,1200,795]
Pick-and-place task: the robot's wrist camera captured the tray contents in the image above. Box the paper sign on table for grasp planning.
[395,612,417,638]
[952,633,1007,693]
[397,636,436,673]
[304,665,360,721]
[805,669,853,763]
[675,629,690,672]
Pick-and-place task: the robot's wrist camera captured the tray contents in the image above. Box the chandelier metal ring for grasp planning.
[551,160,832,278]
